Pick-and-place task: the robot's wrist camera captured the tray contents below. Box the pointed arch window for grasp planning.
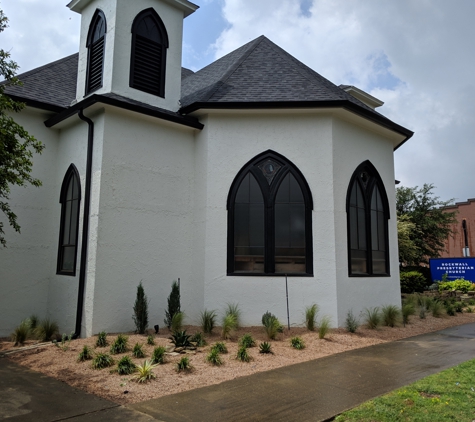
[86,9,106,94]
[57,165,81,275]
[347,161,390,276]
[227,151,313,276]
[130,8,169,97]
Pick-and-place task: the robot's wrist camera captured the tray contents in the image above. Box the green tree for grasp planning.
[132,282,149,334]
[0,9,44,247]
[164,280,180,330]
[396,184,457,265]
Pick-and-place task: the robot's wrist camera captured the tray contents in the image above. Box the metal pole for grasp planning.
[285,274,290,330]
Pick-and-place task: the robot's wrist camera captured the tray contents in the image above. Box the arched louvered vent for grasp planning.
[130,9,169,98]
[86,10,106,94]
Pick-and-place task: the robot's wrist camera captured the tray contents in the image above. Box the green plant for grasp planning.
[438,279,475,293]
[34,318,59,342]
[454,302,463,313]
[96,331,108,347]
[206,348,223,366]
[169,330,192,348]
[132,282,149,334]
[381,305,400,327]
[236,346,251,362]
[363,307,381,329]
[305,304,318,331]
[190,332,207,347]
[92,353,114,369]
[151,346,166,365]
[469,299,475,306]
[176,356,192,372]
[401,302,416,325]
[134,360,157,382]
[28,315,39,331]
[259,342,273,354]
[431,300,446,318]
[164,280,181,329]
[54,332,73,351]
[212,342,228,354]
[170,311,184,333]
[147,335,155,346]
[290,336,305,350]
[110,334,128,354]
[238,333,256,348]
[77,345,93,362]
[466,306,473,313]
[133,343,145,358]
[117,356,136,375]
[225,303,241,328]
[262,311,283,340]
[445,303,456,316]
[419,305,427,319]
[221,314,238,340]
[345,310,359,333]
[400,271,428,293]
[200,309,217,334]
[11,320,31,346]
[318,316,331,339]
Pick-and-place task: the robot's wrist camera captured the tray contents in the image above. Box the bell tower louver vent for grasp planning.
[86,9,106,94]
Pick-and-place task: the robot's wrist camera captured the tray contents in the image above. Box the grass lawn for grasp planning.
[335,358,475,421]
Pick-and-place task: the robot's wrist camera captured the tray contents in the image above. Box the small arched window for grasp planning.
[227,151,313,276]
[85,9,106,94]
[57,165,81,275]
[130,8,169,97]
[346,161,390,276]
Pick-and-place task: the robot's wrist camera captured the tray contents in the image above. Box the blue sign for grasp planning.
[429,258,475,282]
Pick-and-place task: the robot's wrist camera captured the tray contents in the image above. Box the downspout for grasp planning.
[73,110,94,339]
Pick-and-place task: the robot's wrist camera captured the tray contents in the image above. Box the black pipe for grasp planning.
[73,110,94,339]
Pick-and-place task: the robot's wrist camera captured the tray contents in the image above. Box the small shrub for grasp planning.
[96,331,108,347]
[431,300,446,318]
[77,345,93,362]
[345,310,359,333]
[238,333,256,348]
[262,311,283,340]
[164,280,180,329]
[400,271,428,293]
[290,336,305,350]
[133,343,145,358]
[151,346,166,365]
[54,332,73,351]
[200,309,217,334]
[445,304,456,316]
[110,334,128,354]
[170,311,184,333]
[117,356,136,375]
[259,342,273,354]
[419,306,427,319]
[176,356,192,372]
[169,330,192,348]
[135,360,157,382]
[132,282,149,334]
[438,279,475,293]
[469,299,475,306]
[466,306,474,313]
[212,342,228,354]
[225,303,241,328]
[363,307,381,329]
[92,353,114,369]
[34,318,59,342]
[221,314,238,340]
[305,304,318,331]
[454,302,464,313]
[381,305,400,327]
[318,316,331,339]
[11,320,31,346]
[206,348,223,366]
[29,315,39,331]
[401,302,415,325]
[147,335,155,346]
[190,332,207,347]
[236,346,251,362]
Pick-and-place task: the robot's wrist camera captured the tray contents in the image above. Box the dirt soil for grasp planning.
[3,313,475,405]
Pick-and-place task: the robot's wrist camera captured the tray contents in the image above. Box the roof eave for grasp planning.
[5,94,66,113]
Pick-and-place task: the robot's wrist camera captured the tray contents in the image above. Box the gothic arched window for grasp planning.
[227,151,313,275]
[86,9,106,94]
[347,161,390,276]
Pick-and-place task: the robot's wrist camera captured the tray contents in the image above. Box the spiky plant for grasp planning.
[34,318,59,342]
[132,282,149,334]
[431,300,446,318]
[305,304,318,331]
[170,311,184,333]
[133,343,145,358]
[92,353,114,369]
[221,314,238,340]
[225,303,241,328]
[110,334,128,354]
[259,342,273,354]
[345,310,359,333]
[11,320,31,346]
[117,356,136,375]
[262,311,283,340]
[147,335,155,346]
[211,342,228,354]
[381,305,400,327]
[236,346,251,362]
[290,337,305,350]
[164,280,180,330]
[135,360,157,382]
[200,309,217,334]
[238,333,256,348]
[77,345,93,362]
[364,307,381,329]
[151,346,166,364]
[318,316,331,339]
[190,332,207,347]
[169,330,192,348]
[28,315,39,331]
[402,302,416,325]
[95,331,108,347]
[206,348,223,366]
[176,356,192,372]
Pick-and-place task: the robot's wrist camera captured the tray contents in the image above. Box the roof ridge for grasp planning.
[199,35,266,103]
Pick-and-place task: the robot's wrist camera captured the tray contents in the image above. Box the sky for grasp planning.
[2,0,474,204]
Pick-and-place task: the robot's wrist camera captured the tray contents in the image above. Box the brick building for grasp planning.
[441,198,475,258]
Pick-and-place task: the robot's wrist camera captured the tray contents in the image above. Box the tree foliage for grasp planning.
[0,9,44,246]
[132,282,149,334]
[396,184,457,265]
[164,280,180,329]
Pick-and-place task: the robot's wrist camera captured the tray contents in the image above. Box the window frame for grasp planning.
[57,164,81,276]
[227,150,313,276]
[85,9,107,95]
[346,160,390,277]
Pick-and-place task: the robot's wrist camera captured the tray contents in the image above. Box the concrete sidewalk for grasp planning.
[1,323,475,421]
